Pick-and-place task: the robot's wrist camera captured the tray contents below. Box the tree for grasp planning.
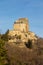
[0,39,10,65]
[25,39,32,49]
[1,29,9,41]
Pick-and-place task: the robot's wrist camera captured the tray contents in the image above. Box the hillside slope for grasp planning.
[5,37,43,65]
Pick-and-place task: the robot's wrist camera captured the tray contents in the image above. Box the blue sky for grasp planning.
[0,0,43,37]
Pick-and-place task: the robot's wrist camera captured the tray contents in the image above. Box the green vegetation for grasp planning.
[25,39,32,49]
[0,39,9,65]
[0,30,43,65]
[1,30,9,41]
[0,30,10,65]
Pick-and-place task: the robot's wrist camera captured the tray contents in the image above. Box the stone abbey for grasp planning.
[8,18,37,47]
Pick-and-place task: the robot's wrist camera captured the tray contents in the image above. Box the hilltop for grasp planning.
[8,18,37,48]
[0,18,43,65]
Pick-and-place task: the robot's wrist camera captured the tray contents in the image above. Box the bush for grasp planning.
[25,39,32,49]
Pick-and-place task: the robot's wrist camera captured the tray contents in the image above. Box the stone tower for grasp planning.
[13,18,29,32]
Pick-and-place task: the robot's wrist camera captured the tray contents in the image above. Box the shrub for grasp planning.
[25,39,32,49]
